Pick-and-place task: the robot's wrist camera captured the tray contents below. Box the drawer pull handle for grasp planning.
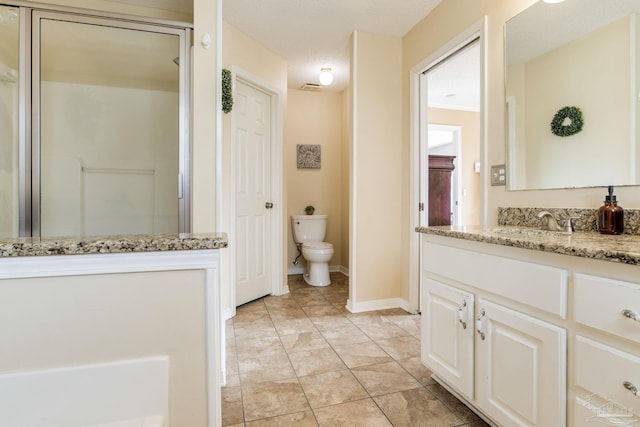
[621,309,640,322]
[458,300,467,329]
[623,381,639,397]
[476,308,486,340]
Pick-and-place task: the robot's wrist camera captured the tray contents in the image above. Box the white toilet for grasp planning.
[291,214,334,286]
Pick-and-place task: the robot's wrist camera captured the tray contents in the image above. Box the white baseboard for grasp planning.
[345,297,412,314]
[287,265,346,276]
[222,307,235,321]
[287,266,305,275]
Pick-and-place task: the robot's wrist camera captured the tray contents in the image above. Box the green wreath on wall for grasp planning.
[550,106,583,137]
[222,68,233,114]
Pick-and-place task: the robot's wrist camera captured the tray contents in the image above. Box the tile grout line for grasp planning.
[224,274,481,426]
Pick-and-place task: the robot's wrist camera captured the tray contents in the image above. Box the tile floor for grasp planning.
[222,273,489,427]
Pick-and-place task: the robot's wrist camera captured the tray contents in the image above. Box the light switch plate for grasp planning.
[491,164,506,186]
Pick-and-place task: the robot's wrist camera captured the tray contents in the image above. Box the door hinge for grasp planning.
[419,203,424,212]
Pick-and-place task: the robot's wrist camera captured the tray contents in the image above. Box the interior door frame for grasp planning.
[227,67,284,318]
[408,17,488,314]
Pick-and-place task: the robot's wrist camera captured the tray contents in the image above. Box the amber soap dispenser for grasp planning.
[598,185,624,235]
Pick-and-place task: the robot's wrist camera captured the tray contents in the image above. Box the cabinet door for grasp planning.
[573,336,640,427]
[422,278,474,400]
[476,299,566,426]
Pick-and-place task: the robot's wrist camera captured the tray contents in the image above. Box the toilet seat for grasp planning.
[302,242,333,255]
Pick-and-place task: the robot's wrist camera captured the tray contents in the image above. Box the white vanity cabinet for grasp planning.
[572,274,640,426]
[475,299,566,427]
[421,235,568,426]
[421,279,475,400]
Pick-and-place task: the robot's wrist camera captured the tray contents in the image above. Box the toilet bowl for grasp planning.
[291,214,334,286]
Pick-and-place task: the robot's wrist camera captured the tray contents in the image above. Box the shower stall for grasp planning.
[0,4,192,238]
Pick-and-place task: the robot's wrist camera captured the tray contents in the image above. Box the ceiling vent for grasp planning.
[300,83,322,91]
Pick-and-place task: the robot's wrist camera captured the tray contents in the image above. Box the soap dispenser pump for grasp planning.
[598,185,624,235]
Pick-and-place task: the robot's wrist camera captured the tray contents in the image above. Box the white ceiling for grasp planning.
[427,42,480,112]
[222,0,442,92]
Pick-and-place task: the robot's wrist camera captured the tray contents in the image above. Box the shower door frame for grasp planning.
[18,4,192,237]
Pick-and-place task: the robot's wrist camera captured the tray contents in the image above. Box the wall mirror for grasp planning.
[505,0,640,190]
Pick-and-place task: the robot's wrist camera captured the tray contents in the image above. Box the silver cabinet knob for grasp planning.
[623,381,639,397]
[265,202,274,209]
[476,308,486,340]
[457,300,467,329]
[622,309,640,323]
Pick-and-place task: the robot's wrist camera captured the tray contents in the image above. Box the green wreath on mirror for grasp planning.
[222,68,233,114]
[550,106,583,137]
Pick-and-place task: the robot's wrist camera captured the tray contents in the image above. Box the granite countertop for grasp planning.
[0,233,228,257]
[417,226,640,266]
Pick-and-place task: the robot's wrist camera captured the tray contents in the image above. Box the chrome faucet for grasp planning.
[538,211,579,233]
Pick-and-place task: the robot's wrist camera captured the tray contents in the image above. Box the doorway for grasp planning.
[409,21,486,313]
[428,124,462,226]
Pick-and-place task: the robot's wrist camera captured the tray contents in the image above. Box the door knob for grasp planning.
[265,202,274,209]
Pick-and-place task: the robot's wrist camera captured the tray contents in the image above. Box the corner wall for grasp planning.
[349,31,403,311]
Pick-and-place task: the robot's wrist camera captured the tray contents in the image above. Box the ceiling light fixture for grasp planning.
[319,68,333,86]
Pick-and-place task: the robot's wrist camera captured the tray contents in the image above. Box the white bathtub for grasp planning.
[0,357,169,427]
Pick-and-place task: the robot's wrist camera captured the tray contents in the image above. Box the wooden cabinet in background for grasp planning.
[428,155,455,226]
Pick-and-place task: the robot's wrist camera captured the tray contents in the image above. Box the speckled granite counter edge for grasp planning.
[0,233,228,257]
[417,226,640,266]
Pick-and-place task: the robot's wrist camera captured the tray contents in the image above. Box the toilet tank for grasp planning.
[291,214,327,243]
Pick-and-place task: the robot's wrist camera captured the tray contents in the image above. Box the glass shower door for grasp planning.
[0,6,19,238]
[34,13,188,237]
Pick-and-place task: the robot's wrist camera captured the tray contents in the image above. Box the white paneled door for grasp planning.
[235,80,272,306]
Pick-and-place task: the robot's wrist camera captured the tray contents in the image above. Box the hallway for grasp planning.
[221,273,489,426]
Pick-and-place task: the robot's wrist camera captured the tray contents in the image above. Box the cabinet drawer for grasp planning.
[574,336,640,426]
[575,274,640,345]
[423,241,567,317]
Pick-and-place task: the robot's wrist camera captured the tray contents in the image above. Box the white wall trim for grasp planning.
[204,266,221,426]
[408,17,488,315]
[0,250,220,279]
[228,67,285,313]
[345,297,412,314]
[222,308,235,321]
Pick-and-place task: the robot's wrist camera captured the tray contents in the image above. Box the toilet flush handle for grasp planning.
[265,202,274,209]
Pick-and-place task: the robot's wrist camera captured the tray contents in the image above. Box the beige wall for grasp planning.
[285,89,346,272]
[350,31,403,306]
[429,108,481,225]
[191,0,219,232]
[0,270,209,425]
[221,21,288,311]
